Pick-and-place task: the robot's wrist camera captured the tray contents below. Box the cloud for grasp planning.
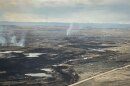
[0,0,129,7]
[0,0,130,23]
[2,9,129,24]
[2,12,46,22]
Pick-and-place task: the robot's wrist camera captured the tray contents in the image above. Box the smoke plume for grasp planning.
[66,23,73,36]
[10,34,26,47]
[0,29,26,47]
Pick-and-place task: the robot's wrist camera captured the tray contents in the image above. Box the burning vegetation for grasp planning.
[0,25,130,86]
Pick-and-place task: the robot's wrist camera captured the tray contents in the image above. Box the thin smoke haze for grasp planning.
[0,29,26,47]
[66,23,73,36]
[10,35,25,47]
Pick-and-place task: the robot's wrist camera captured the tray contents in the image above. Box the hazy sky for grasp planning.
[0,0,130,23]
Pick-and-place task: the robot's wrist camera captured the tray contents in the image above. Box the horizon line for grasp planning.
[0,21,130,25]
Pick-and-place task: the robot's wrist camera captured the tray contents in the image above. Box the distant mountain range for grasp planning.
[0,21,130,28]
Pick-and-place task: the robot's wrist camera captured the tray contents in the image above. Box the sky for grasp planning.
[0,0,130,24]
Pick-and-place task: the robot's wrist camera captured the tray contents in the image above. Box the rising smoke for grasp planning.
[66,23,73,36]
[0,28,6,46]
[0,28,26,47]
[10,34,26,47]
[66,23,83,36]
[0,36,6,46]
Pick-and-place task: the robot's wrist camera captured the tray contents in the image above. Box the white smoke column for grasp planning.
[10,34,26,47]
[66,23,73,36]
[17,35,25,47]
[0,36,6,46]
[0,28,6,46]
[0,27,26,47]
[11,35,17,46]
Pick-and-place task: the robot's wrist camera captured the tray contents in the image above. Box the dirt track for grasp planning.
[69,64,130,86]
